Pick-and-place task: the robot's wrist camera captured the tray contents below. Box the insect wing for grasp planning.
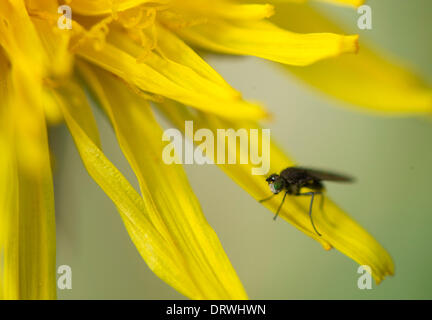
[298,167,354,182]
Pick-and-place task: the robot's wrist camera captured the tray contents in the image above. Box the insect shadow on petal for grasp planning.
[260,166,354,236]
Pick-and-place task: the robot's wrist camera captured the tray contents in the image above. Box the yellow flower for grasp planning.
[0,0,397,300]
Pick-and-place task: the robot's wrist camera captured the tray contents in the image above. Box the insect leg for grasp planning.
[299,192,322,236]
[259,194,276,203]
[273,191,288,221]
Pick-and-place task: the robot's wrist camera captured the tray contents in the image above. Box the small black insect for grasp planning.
[260,166,353,236]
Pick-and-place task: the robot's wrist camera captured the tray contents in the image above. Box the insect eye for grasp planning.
[273,180,282,190]
[269,178,284,194]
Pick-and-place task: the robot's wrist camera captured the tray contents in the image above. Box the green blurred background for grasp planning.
[51,0,432,299]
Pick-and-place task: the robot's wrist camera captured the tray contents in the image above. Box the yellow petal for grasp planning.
[253,0,364,8]
[73,22,267,120]
[0,0,47,77]
[154,23,239,92]
[168,18,358,66]
[2,147,57,300]
[0,53,56,300]
[56,81,197,298]
[316,0,364,7]
[69,0,169,16]
[167,1,275,21]
[58,74,248,299]
[0,56,14,300]
[157,100,394,283]
[271,3,432,113]
[1,1,72,125]
[30,16,73,80]
[54,81,101,148]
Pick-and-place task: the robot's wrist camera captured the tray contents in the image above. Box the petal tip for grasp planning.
[355,0,367,8]
[264,4,275,18]
[343,34,360,54]
[263,109,274,121]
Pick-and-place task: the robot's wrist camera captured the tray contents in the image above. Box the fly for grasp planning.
[260,166,354,236]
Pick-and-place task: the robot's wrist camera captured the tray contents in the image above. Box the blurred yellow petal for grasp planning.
[317,0,364,7]
[69,0,169,16]
[73,22,267,119]
[0,54,56,300]
[58,73,247,299]
[169,19,358,66]
[1,1,72,125]
[30,17,73,80]
[0,0,47,72]
[2,146,57,300]
[271,3,432,113]
[157,100,394,283]
[0,55,14,300]
[254,0,364,8]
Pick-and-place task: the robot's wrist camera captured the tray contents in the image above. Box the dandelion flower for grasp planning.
[0,0,395,300]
